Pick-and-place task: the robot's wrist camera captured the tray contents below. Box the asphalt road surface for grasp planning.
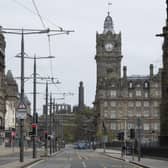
[29,145,141,168]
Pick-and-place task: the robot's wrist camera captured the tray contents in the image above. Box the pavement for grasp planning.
[96,148,168,168]
[0,145,60,168]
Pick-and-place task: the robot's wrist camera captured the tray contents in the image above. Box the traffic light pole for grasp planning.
[132,139,135,161]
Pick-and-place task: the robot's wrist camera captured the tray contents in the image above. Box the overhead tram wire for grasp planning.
[31,0,59,82]
[17,0,74,93]
[11,0,63,30]
[31,0,74,90]
[32,0,46,28]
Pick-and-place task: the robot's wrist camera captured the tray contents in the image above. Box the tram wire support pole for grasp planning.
[20,30,25,162]
[32,55,37,158]
[45,82,48,156]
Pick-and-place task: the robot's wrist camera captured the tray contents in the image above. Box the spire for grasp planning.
[103,3,114,34]
[103,12,114,34]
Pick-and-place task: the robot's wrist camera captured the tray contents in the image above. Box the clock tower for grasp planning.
[94,12,122,138]
[95,12,122,90]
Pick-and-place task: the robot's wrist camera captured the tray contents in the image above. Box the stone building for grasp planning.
[5,70,19,130]
[94,12,161,143]
[0,32,6,131]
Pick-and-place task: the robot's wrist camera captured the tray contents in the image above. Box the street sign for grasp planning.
[16,101,27,119]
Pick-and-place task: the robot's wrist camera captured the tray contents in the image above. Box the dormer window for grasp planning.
[128,81,133,89]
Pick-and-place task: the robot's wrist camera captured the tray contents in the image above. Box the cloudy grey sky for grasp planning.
[0,0,166,112]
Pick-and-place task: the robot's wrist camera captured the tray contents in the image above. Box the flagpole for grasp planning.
[108,2,112,14]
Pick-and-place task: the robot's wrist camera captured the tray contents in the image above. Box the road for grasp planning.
[29,145,141,168]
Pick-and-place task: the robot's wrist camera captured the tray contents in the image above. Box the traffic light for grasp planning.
[130,129,135,139]
[117,132,124,141]
[32,123,37,136]
[44,131,48,139]
[120,132,124,140]
[48,135,51,140]
[32,127,36,135]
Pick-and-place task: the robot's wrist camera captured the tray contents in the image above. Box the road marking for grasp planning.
[82,161,86,168]
[102,164,106,168]
[27,160,44,168]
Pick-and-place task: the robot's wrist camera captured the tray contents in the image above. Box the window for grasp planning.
[153,101,159,107]
[155,91,159,97]
[144,123,150,130]
[144,81,149,88]
[111,101,116,107]
[104,111,108,118]
[136,111,142,117]
[144,101,149,107]
[154,83,159,88]
[144,92,148,98]
[128,92,133,98]
[136,101,141,107]
[104,101,108,107]
[153,123,159,130]
[128,81,133,89]
[128,123,134,129]
[111,123,116,130]
[136,90,141,96]
[144,110,150,117]
[110,90,116,97]
[111,111,116,118]
[128,111,134,117]
[128,101,134,107]
[153,110,159,117]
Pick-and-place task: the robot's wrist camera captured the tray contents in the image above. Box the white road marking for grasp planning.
[82,161,87,168]
[102,164,107,168]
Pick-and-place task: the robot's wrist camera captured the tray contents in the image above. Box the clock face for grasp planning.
[105,43,113,52]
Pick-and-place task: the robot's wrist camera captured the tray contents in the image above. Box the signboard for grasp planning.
[16,101,27,119]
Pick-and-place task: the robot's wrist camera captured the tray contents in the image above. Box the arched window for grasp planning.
[144,81,149,89]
